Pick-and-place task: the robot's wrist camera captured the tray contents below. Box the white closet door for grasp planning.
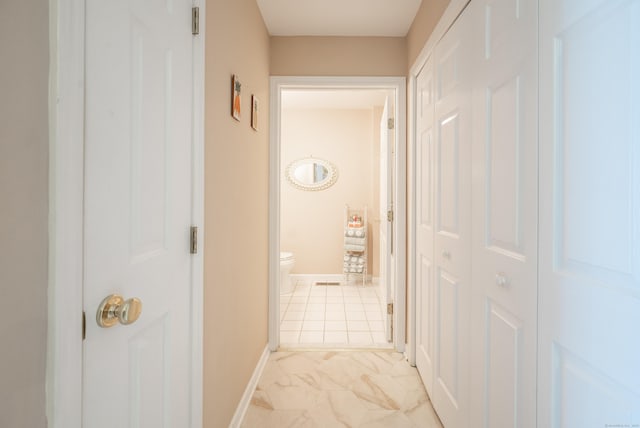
[415,56,436,396]
[469,0,539,426]
[432,3,474,426]
[539,0,640,426]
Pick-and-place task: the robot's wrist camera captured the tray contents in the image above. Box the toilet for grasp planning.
[279,252,295,295]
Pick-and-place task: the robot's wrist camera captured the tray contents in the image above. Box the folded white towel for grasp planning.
[343,255,350,261]
[345,244,365,252]
[345,227,364,237]
[344,237,366,246]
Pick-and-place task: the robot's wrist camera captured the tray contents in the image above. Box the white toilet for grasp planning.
[279,252,295,295]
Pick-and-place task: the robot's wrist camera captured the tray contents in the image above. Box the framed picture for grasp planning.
[251,95,259,130]
[231,75,241,121]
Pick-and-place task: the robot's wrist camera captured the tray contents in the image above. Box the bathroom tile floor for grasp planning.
[280,278,392,348]
[240,350,443,428]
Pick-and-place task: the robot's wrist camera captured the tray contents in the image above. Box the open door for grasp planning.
[379,96,395,342]
[82,1,200,426]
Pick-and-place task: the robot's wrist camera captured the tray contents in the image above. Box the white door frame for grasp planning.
[46,1,205,426]
[268,76,407,352]
[406,0,470,366]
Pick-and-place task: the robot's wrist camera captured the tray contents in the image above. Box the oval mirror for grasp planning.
[285,157,338,191]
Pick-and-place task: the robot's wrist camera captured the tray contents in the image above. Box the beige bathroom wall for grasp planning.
[281,108,382,276]
[270,36,407,76]
[406,0,451,68]
[203,0,270,426]
[0,1,49,427]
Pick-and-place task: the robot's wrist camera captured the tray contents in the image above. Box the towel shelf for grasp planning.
[343,205,367,285]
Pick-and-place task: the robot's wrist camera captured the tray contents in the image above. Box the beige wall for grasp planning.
[0,1,49,427]
[281,108,382,275]
[406,0,451,68]
[203,0,271,426]
[271,36,407,76]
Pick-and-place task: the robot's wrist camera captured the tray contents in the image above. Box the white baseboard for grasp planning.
[291,274,379,284]
[290,273,343,281]
[229,345,271,428]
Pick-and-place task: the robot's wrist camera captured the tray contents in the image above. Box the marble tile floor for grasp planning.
[241,350,443,428]
[280,278,393,348]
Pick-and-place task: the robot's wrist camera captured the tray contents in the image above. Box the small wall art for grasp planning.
[251,95,259,131]
[231,75,241,121]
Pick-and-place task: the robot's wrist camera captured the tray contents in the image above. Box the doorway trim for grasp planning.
[46,1,205,426]
[268,76,407,352]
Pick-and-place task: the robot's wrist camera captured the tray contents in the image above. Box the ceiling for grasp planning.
[282,89,391,110]
[256,0,423,37]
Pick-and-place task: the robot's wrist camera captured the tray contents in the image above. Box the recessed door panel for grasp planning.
[419,129,433,228]
[486,301,522,428]
[485,0,522,59]
[437,269,460,405]
[486,76,524,258]
[437,112,460,237]
[129,316,169,427]
[130,19,170,261]
[552,345,640,428]
[554,1,640,288]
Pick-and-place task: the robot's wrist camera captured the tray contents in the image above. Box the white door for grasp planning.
[415,55,436,397]
[431,4,474,426]
[539,0,640,426]
[468,0,539,426]
[82,0,197,426]
[379,97,394,342]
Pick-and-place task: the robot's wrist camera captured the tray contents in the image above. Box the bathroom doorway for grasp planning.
[268,77,407,352]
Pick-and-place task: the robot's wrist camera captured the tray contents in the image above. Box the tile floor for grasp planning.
[241,350,443,428]
[280,278,392,348]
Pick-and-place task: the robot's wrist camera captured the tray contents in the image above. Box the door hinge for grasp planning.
[387,302,393,315]
[387,210,394,222]
[82,311,86,341]
[192,7,200,35]
[190,226,198,254]
[387,118,395,130]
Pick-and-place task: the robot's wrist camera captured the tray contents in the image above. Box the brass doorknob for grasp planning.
[96,294,143,328]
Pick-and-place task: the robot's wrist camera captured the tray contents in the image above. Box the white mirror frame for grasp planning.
[285,157,338,191]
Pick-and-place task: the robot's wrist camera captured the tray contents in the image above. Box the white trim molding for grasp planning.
[268,76,407,353]
[229,346,271,428]
[47,0,85,426]
[406,0,471,366]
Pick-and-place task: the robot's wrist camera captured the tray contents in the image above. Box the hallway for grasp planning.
[240,351,442,427]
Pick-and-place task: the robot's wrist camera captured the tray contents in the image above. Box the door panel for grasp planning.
[539,0,640,426]
[83,0,195,426]
[470,0,538,426]
[416,56,436,396]
[432,3,474,426]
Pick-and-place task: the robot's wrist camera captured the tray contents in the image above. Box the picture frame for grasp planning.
[251,95,259,130]
[231,75,241,121]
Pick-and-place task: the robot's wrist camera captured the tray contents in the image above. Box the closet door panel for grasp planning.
[539,0,640,426]
[415,56,436,395]
[470,0,539,426]
[432,2,475,426]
